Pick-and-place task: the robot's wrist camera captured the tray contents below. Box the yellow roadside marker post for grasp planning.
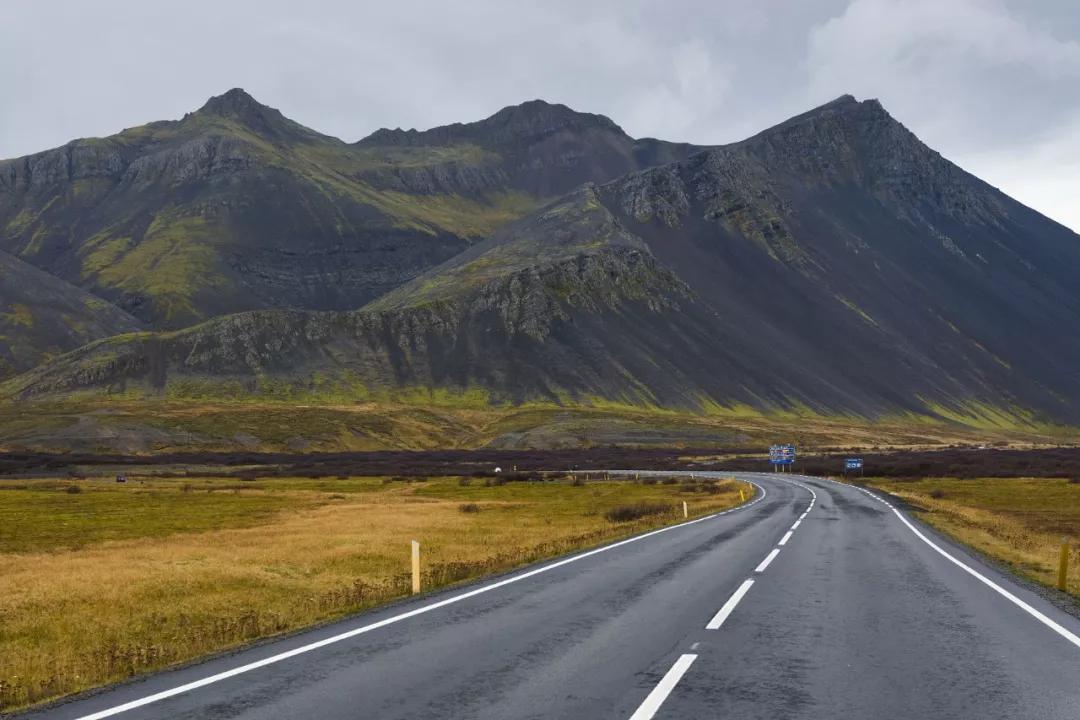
[683,501,688,519]
[1059,538,1070,592]
[411,540,421,595]
[739,488,746,503]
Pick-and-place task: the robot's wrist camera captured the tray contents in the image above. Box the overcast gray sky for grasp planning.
[3,0,1078,230]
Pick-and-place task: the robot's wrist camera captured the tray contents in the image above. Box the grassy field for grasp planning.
[0,473,748,711]
[867,477,1079,600]
[2,397,1072,454]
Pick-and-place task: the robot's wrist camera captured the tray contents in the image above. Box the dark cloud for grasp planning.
[2,0,1076,229]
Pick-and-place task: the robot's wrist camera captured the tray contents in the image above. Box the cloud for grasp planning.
[0,0,1076,229]
[802,0,1080,228]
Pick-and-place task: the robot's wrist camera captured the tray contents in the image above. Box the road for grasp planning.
[16,472,1080,720]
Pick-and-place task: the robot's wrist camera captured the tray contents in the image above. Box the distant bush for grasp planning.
[459,503,481,514]
[571,476,585,487]
[64,484,82,494]
[641,476,658,485]
[661,477,678,485]
[458,477,472,487]
[929,488,946,499]
[604,503,672,523]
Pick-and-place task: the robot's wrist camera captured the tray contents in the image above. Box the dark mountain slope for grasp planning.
[6,96,1079,423]
[2,188,731,404]
[0,91,699,330]
[599,95,1080,420]
[0,249,143,378]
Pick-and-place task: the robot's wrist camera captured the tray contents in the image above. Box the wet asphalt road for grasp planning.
[16,472,1080,720]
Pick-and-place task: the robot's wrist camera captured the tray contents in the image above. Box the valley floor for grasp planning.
[0,398,1071,454]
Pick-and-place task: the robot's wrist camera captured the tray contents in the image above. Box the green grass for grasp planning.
[2,394,1077,455]
[0,480,305,553]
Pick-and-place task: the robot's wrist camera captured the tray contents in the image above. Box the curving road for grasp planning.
[16,473,1080,720]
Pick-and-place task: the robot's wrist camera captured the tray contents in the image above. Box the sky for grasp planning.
[3,0,1078,231]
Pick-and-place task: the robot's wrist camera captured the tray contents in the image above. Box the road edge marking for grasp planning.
[891,508,1080,650]
[816,475,1080,651]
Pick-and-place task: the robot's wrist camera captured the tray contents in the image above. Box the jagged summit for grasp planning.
[741,93,889,142]
[196,88,266,116]
[357,99,626,147]
[185,88,325,142]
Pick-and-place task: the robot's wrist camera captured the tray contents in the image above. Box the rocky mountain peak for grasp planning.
[196,88,271,119]
[187,88,315,142]
[356,99,627,148]
[480,99,625,138]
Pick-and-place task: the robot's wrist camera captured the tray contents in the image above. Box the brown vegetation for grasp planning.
[0,474,747,711]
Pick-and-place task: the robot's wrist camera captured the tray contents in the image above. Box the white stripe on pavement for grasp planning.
[755,548,781,573]
[706,579,755,630]
[627,654,698,720]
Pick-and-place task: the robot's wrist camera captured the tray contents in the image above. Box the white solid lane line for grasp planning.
[707,579,755,630]
[820,476,1080,650]
[778,530,794,546]
[755,548,781,573]
[628,654,698,720]
[892,508,1080,650]
[70,483,769,720]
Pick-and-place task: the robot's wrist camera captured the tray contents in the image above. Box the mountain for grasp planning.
[355,99,699,196]
[0,248,143,377]
[6,95,1080,424]
[0,90,700,329]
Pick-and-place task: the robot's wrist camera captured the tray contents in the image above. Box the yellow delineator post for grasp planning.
[739,487,746,503]
[411,540,421,595]
[1059,537,1070,592]
[683,501,688,519]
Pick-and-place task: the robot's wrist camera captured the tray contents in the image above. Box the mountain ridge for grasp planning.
[0,89,699,345]
[4,93,1079,426]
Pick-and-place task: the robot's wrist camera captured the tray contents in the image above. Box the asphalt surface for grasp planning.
[15,472,1080,720]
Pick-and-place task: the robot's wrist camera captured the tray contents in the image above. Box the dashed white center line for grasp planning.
[791,519,801,530]
[706,579,755,629]
[778,530,794,546]
[754,548,781,573]
[628,654,697,720]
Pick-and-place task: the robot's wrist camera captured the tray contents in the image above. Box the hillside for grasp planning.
[0,248,142,378]
[0,90,699,329]
[5,95,1080,425]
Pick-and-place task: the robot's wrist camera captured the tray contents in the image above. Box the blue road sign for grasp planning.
[769,444,796,465]
[845,458,863,470]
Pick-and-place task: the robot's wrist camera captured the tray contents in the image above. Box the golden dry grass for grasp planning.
[0,474,747,711]
[868,477,1080,600]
